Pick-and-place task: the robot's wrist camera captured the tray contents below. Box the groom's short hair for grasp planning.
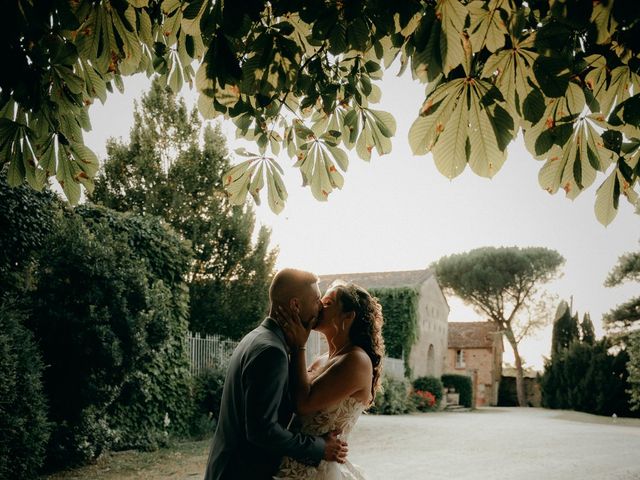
[269,268,318,303]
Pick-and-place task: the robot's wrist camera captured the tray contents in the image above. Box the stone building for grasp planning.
[317,268,450,379]
[445,322,503,406]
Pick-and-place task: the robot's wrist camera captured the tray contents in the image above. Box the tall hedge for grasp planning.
[541,339,635,417]
[29,205,193,469]
[441,374,474,408]
[369,287,419,373]
[0,297,50,479]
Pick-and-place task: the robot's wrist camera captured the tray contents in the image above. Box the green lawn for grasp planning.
[41,439,211,480]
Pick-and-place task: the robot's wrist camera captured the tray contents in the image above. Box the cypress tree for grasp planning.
[580,313,596,345]
[551,300,579,359]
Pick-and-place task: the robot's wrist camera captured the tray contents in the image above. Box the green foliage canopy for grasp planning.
[434,246,564,325]
[2,1,639,224]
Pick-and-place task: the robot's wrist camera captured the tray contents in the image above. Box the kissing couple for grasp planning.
[204,268,385,479]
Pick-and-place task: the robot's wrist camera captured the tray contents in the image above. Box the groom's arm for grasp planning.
[244,346,325,466]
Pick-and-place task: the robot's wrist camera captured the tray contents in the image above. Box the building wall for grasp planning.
[408,276,449,378]
[445,347,500,406]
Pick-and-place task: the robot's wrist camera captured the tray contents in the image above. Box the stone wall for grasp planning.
[445,348,500,406]
[409,276,449,378]
[498,375,542,407]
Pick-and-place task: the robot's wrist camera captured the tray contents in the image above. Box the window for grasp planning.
[455,349,465,368]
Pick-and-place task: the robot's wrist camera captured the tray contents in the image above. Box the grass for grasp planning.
[41,438,211,480]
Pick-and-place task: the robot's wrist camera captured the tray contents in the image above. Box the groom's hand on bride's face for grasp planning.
[276,305,310,349]
[322,430,348,463]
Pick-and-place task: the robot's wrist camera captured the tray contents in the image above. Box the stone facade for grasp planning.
[318,268,450,379]
[445,322,503,406]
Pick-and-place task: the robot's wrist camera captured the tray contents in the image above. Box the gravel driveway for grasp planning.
[347,408,640,480]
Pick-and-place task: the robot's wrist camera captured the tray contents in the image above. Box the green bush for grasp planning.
[189,368,227,438]
[441,374,473,408]
[368,376,413,415]
[0,297,50,479]
[29,206,193,468]
[412,376,444,409]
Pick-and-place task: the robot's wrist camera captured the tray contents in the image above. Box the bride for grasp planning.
[274,283,385,479]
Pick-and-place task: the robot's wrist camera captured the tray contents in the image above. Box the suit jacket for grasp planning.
[204,317,325,480]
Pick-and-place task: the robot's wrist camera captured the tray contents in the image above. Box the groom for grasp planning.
[204,268,348,480]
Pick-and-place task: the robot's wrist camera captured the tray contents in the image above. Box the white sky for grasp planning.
[85,70,640,370]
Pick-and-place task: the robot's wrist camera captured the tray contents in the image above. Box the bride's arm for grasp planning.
[277,306,372,415]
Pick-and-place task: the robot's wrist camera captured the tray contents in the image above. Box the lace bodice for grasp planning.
[274,397,367,480]
[296,396,365,437]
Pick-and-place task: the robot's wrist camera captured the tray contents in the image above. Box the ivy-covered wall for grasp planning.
[369,287,420,374]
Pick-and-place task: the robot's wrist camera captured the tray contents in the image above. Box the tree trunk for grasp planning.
[504,329,527,407]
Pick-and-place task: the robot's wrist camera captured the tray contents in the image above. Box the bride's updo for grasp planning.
[332,283,385,403]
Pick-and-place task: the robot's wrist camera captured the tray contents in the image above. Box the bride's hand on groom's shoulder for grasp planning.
[275,305,310,351]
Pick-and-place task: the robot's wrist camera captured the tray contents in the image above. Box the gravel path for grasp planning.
[45,407,640,479]
[348,407,640,480]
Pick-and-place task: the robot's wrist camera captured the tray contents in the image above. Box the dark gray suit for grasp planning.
[204,317,325,480]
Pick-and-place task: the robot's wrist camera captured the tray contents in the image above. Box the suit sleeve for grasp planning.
[244,346,325,466]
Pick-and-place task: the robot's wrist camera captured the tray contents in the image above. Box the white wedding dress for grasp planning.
[274,396,368,479]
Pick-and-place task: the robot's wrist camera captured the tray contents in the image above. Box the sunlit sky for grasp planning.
[84,69,639,370]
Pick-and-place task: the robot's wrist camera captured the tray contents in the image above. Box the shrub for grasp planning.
[411,390,437,412]
[29,206,193,468]
[368,375,413,415]
[0,297,50,479]
[189,367,227,439]
[412,376,444,408]
[441,374,473,408]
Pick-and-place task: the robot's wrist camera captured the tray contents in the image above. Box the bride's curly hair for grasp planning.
[332,283,385,403]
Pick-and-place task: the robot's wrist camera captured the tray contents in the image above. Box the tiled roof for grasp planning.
[318,268,434,291]
[448,322,500,349]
